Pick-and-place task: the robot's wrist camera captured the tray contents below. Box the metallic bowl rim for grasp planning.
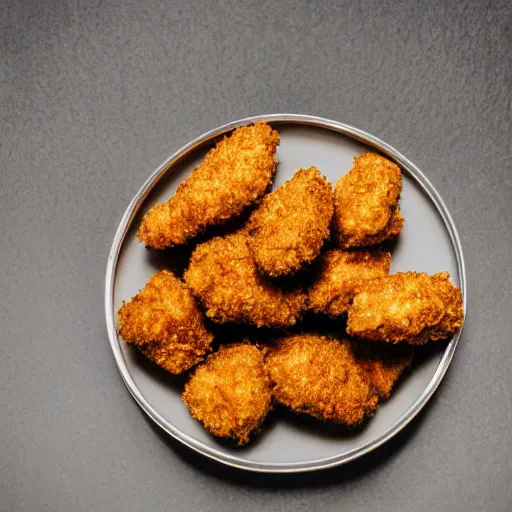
[104,113,467,473]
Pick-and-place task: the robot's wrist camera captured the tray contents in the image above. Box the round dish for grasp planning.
[105,114,466,473]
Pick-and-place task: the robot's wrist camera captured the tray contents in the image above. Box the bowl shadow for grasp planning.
[131,346,190,391]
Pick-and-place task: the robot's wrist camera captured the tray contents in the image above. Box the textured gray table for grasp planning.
[1,1,511,511]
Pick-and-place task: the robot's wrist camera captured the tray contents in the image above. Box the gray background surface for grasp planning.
[1,0,511,510]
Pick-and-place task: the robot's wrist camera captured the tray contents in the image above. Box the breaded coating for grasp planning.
[138,123,280,249]
[182,344,272,446]
[347,271,464,345]
[362,357,411,399]
[264,335,380,426]
[117,270,213,374]
[246,167,334,276]
[349,341,412,399]
[183,231,308,328]
[308,249,391,317]
[333,152,403,248]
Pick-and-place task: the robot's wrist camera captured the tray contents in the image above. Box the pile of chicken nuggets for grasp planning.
[118,122,464,446]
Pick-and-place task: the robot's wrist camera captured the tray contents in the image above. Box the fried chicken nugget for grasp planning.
[138,123,280,249]
[347,271,464,345]
[333,152,403,248]
[182,344,272,446]
[246,167,334,277]
[183,231,308,328]
[117,270,214,374]
[349,341,412,399]
[264,335,380,426]
[308,249,391,317]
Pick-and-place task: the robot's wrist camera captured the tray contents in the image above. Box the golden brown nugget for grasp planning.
[246,167,334,276]
[117,270,213,374]
[308,249,391,317]
[333,152,403,248]
[182,344,272,446]
[362,357,411,399]
[264,335,380,426]
[347,271,464,345]
[183,231,307,328]
[349,341,413,399]
[138,123,280,249]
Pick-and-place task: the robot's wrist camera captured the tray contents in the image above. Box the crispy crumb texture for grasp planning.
[263,334,411,426]
[138,123,280,249]
[247,167,334,276]
[308,249,391,317]
[349,341,413,399]
[184,231,307,328]
[117,270,213,374]
[347,271,464,345]
[333,152,403,248]
[182,344,272,446]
